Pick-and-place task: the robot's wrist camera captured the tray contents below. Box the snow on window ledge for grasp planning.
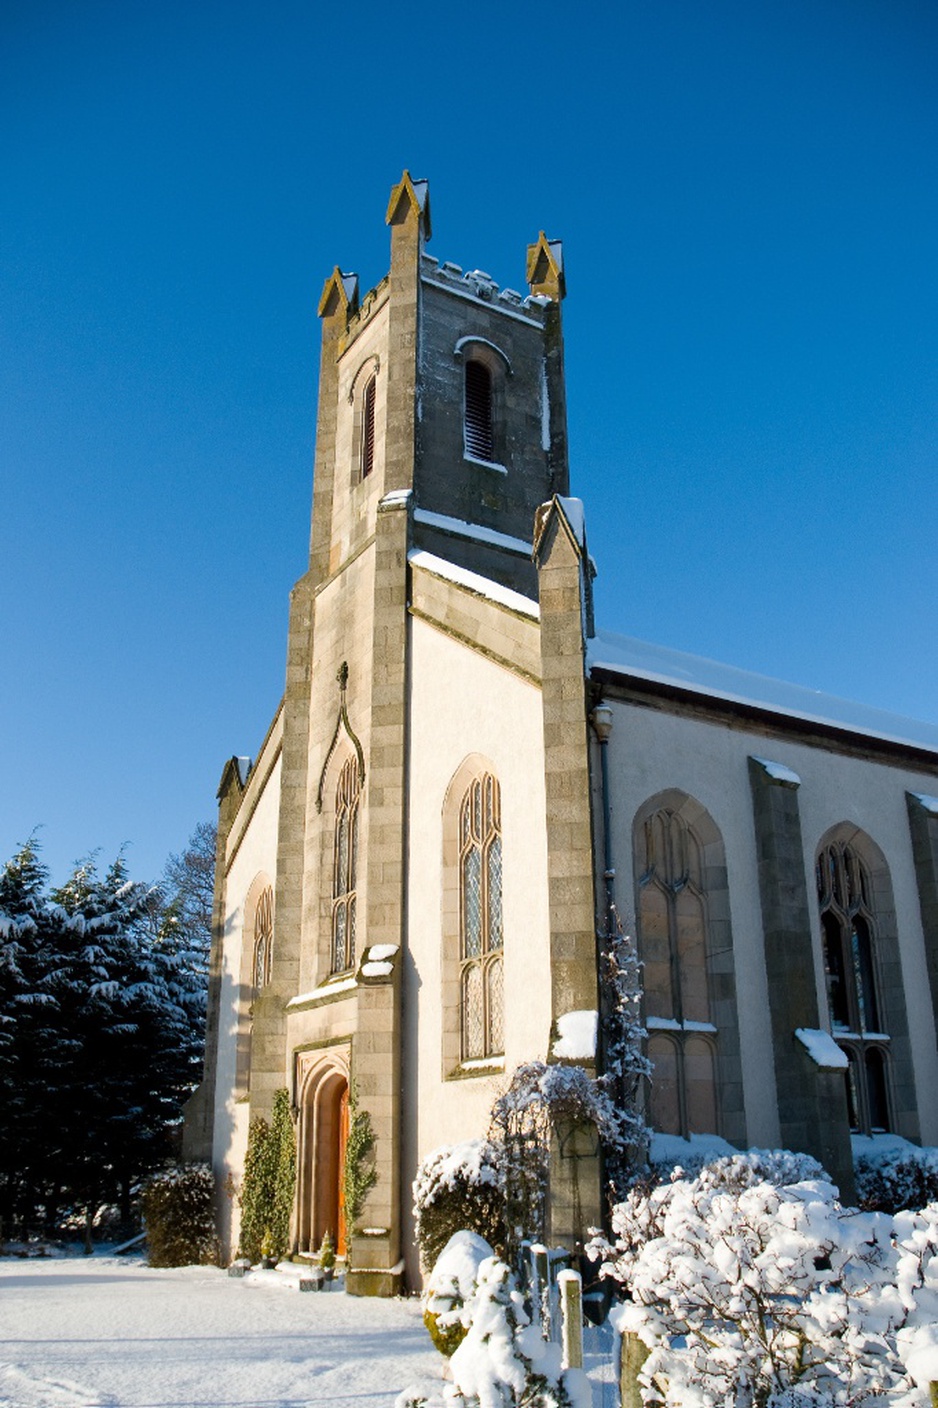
[647,1016,718,1034]
[795,1027,848,1069]
[450,1056,506,1079]
[286,975,357,1010]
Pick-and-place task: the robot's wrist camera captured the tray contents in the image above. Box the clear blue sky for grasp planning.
[2,0,936,886]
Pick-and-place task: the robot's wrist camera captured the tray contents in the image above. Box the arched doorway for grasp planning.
[295,1054,350,1256]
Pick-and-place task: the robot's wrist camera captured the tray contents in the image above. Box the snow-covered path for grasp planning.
[0,1256,439,1408]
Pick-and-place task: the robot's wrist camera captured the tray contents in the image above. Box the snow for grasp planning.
[379,489,412,510]
[650,1131,735,1165]
[911,792,938,816]
[362,960,393,977]
[408,550,539,619]
[411,507,531,556]
[751,756,802,785]
[555,496,586,548]
[366,944,399,962]
[795,1027,849,1069]
[0,1253,617,1408]
[647,1016,717,1034]
[0,1253,438,1407]
[552,1009,598,1059]
[286,974,357,1009]
[588,628,938,754]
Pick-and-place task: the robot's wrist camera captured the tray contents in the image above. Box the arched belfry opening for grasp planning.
[295,1054,350,1257]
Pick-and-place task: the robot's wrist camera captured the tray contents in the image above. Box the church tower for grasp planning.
[193,173,584,1293]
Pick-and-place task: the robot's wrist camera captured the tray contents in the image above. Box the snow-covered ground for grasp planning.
[0,1254,618,1408]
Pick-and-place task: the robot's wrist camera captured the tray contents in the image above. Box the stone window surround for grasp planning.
[441,753,505,1079]
[811,821,919,1141]
[454,337,511,473]
[235,871,275,1097]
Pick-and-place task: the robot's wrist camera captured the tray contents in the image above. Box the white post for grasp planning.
[557,1268,583,1370]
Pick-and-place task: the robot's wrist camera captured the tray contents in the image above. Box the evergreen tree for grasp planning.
[0,839,209,1244]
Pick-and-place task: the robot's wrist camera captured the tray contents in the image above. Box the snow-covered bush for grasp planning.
[414,1140,506,1271]
[141,1163,219,1268]
[490,1062,626,1262]
[596,921,651,1199]
[422,1230,492,1358]
[446,1255,590,1408]
[855,1143,938,1213]
[597,1162,937,1408]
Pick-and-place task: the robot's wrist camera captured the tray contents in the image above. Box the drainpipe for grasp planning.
[590,702,616,938]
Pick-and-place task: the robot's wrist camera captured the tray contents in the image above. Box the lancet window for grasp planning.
[459,772,503,1061]
[816,839,890,1134]
[332,758,360,974]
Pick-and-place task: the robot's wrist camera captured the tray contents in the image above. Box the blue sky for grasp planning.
[2,0,936,885]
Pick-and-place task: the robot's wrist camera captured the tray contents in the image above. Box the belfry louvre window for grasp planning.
[459,773,503,1061]
[638,808,717,1138]
[360,374,376,479]
[816,840,890,1134]
[253,886,274,992]
[464,359,494,462]
[332,758,360,973]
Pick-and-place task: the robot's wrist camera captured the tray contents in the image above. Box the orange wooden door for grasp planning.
[336,1083,350,1256]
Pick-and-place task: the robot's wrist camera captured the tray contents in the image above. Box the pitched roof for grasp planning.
[588,627,938,756]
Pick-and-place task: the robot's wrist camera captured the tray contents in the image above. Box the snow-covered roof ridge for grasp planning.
[589,627,938,755]
[408,549,540,619]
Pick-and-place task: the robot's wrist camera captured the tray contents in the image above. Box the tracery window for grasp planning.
[638,807,717,1138]
[816,840,890,1134]
[252,885,274,991]
[332,758,360,973]
[464,359,495,462]
[459,772,503,1061]
[360,373,376,479]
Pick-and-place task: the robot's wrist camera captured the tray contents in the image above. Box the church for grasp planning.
[185,173,938,1294]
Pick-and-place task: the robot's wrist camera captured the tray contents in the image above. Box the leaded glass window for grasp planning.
[638,807,716,1137]
[459,772,503,1060]
[332,758,360,973]
[816,840,890,1134]
[361,374,376,479]
[253,886,274,992]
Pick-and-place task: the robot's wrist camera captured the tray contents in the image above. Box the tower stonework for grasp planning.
[196,173,579,1292]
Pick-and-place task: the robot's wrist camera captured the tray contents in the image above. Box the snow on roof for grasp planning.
[911,792,938,815]
[752,757,802,786]
[555,495,586,548]
[413,507,532,557]
[408,550,540,619]
[589,628,938,755]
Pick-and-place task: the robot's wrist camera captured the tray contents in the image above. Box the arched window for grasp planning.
[253,885,274,992]
[332,758,360,973]
[816,839,891,1133]
[464,359,495,463]
[360,374,376,480]
[636,805,722,1139]
[459,772,503,1061]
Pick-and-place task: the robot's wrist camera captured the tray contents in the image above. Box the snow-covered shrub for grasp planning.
[446,1255,590,1408]
[141,1163,219,1268]
[894,1203,938,1392]
[490,1062,626,1262]
[597,1164,929,1408]
[414,1140,506,1271]
[422,1230,492,1358]
[596,920,651,1199]
[855,1144,938,1213]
